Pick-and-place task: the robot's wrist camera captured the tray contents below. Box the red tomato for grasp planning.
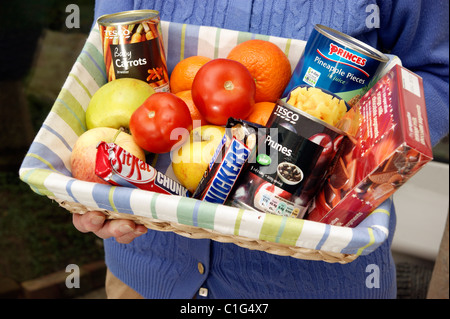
[129,92,193,154]
[191,58,256,125]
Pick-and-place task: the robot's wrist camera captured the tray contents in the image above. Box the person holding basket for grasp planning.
[74,0,449,299]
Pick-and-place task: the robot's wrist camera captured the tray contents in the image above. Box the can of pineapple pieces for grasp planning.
[97,10,170,92]
[283,24,388,107]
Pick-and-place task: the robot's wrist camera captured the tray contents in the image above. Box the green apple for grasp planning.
[86,78,155,130]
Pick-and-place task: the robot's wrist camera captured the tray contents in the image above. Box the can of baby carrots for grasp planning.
[97,10,170,92]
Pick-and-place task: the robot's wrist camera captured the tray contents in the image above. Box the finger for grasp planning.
[110,221,147,244]
[94,219,145,243]
[72,213,85,232]
[73,211,106,233]
[115,225,147,244]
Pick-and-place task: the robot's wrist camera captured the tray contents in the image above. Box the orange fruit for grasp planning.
[170,56,212,93]
[245,101,276,126]
[227,39,292,103]
[175,90,209,126]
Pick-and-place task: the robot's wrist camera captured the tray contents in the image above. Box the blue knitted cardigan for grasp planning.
[93,0,449,299]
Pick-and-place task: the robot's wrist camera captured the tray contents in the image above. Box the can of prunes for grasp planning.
[283,24,388,107]
[229,100,346,218]
[97,10,170,92]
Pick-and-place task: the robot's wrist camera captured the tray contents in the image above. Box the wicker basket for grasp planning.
[19,21,393,264]
[50,196,359,263]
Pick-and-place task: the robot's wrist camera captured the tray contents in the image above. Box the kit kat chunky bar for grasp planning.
[96,142,190,197]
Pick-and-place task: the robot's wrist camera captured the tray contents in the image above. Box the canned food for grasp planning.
[285,85,349,127]
[229,100,346,218]
[283,24,388,106]
[97,10,170,92]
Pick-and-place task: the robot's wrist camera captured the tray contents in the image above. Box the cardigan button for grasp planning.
[199,287,208,297]
[197,262,205,274]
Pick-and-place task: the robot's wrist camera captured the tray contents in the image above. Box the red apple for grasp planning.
[70,127,146,184]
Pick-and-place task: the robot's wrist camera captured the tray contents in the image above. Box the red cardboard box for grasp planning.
[306,65,433,227]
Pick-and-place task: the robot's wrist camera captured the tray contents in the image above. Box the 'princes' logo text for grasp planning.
[328,43,367,67]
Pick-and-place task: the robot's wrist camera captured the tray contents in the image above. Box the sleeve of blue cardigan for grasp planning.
[379,0,449,146]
